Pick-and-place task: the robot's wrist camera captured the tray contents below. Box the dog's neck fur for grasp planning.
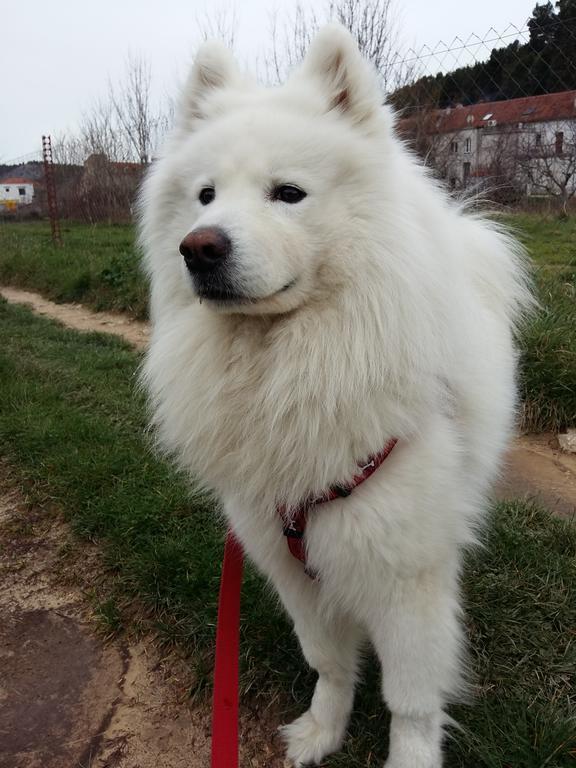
[145,270,446,512]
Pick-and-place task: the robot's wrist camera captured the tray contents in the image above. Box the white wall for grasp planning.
[0,182,35,204]
[431,118,576,197]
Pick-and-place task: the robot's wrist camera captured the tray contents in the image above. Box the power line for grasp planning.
[1,149,43,166]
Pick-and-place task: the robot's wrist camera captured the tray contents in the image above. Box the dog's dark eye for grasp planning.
[272,185,307,204]
[199,187,215,205]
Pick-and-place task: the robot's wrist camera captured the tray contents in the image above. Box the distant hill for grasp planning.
[0,161,44,183]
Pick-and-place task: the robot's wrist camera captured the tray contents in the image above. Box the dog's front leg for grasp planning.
[367,559,463,768]
[275,574,363,767]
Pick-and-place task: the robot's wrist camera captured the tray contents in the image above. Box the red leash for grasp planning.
[211,531,243,768]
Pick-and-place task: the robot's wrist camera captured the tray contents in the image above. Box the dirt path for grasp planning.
[0,479,207,768]
[497,433,576,519]
[0,478,284,768]
[0,284,574,767]
[0,286,149,350]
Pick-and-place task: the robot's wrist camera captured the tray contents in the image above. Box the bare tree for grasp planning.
[110,55,157,164]
[50,55,172,221]
[472,127,526,204]
[267,4,318,83]
[54,55,170,167]
[265,0,410,90]
[328,0,401,86]
[52,132,85,166]
[53,103,127,167]
[81,99,128,161]
[516,123,576,216]
[195,6,238,50]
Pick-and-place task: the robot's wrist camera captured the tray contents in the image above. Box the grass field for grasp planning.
[508,213,576,265]
[0,222,147,318]
[1,298,574,767]
[0,215,574,431]
[508,214,576,432]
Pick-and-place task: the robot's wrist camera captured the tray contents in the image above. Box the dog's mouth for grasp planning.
[197,287,252,304]
[198,278,297,305]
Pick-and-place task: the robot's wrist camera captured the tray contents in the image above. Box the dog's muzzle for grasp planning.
[180,227,243,301]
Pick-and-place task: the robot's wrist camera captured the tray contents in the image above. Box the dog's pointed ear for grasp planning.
[301,24,382,127]
[177,41,241,130]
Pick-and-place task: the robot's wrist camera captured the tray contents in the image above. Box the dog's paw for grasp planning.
[279,710,345,767]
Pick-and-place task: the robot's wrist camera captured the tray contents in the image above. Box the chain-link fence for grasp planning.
[393,19,576,109]
[390,12,576,209]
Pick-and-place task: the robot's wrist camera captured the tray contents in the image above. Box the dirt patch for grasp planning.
[0,609,124,768]
[0,286,149,350]
[497,433,576,519]
[0,483,200,768]
[0,480,285,768]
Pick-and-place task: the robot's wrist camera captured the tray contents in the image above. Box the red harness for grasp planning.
[279,437,398,573]
[211,437,398,768]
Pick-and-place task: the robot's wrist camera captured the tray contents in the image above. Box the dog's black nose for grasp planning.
[180,227,231,273]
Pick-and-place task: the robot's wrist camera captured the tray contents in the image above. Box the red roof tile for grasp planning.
[400,90,576,135]
[0,177,35,185]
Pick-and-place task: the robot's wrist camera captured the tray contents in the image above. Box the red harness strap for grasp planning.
[279,437,398,570]
[211,437,398,767]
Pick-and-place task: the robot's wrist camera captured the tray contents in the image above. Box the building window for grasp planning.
[555,131,564,155]
[463,162,471,186]
[535,133,542,147]
[450,141,458,154]
[18,187,26,196]
[464,138,471,154]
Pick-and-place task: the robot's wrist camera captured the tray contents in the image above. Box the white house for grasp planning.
[400,90,576,203]
[0,177,35,207]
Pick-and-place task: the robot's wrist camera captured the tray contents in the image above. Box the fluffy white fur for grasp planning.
[139,25,531,768]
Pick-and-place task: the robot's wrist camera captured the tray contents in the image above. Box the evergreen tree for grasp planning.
[390,2,576,110]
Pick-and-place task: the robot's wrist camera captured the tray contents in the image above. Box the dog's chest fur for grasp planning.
[145,302,424,510]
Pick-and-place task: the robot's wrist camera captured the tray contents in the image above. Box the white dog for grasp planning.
[139,25,530,768]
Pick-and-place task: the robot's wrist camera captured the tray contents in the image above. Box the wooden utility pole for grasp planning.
[42,135,63,246]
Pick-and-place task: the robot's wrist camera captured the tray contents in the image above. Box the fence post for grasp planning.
[42,135,63,246]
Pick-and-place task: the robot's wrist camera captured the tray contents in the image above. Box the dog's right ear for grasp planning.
[176,41,240,130]
[300,24,383,129]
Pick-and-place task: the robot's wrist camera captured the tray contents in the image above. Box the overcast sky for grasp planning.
[2,0,536,162]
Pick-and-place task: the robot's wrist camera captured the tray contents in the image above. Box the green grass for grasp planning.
[499,213,576,432]
[499,214,576,431]
[0,221,147,318]
[519,263,576,432]
[1,299,574,766]
[506,213,576,265]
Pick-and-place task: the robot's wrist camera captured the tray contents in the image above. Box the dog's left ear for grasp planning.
[301,24,383,127]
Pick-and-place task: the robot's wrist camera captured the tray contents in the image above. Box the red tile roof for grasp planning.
[401,90,576,135]
[0,177,35,185]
